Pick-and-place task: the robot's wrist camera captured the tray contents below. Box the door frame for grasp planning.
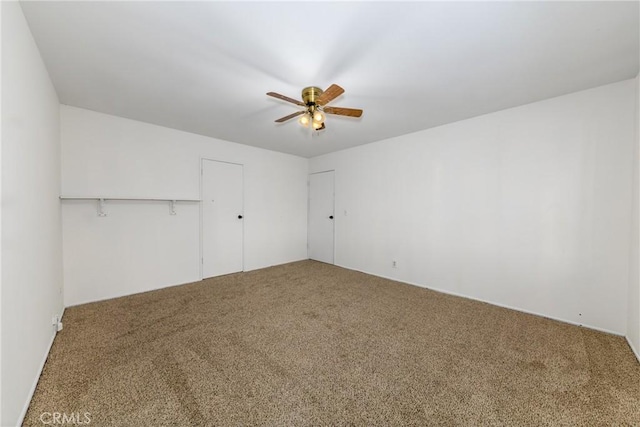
[307,170,336,264]
[200,157,245,280]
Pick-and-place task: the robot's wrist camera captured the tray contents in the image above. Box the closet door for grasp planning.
[202,159,243,278]
[308,170,335,264]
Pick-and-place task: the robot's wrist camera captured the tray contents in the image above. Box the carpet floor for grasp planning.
[25,261,639,426]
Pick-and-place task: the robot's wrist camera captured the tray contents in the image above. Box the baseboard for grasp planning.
[69,258,312,307]
[335,263,625,337]
[627,336,640,363]
[17,306,65,426]
[244,257,310,273]
[66,277,201,307]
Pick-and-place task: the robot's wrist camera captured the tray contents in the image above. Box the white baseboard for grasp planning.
[70,258,311,307]
[335,263,624,337]
[17,306,65,426]
[627,336,640,363]
[244,257,310,273]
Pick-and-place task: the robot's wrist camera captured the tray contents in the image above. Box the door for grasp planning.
[202,159,244,278]
[308,171,335,264]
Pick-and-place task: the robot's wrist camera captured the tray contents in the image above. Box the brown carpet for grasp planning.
[24,261,639,426]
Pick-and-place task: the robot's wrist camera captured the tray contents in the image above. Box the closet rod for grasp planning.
[59,196,200,202]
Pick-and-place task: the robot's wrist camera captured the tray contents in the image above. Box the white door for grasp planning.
[202,160,244,278]
[308,171,335,264]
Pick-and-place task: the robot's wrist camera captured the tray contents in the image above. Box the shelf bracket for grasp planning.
[169,200,177,215]
[98,198,107,217]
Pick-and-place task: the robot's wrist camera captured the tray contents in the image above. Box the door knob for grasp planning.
[238,215,243,219]
[329,215,334,219]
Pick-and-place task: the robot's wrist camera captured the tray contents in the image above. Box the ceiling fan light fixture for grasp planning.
[299,114,310,127]
[313,110,325,123]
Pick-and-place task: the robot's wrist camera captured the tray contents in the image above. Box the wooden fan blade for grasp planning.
[267,92,305,106]
[317,84,345,105]
[275,110,305,123]
[323,106,363,118]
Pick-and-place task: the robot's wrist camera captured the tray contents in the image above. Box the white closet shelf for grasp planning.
[59,196,200,216]
[59,196,200,201]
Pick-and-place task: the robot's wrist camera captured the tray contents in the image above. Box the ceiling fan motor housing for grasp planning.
[302,86,323,106]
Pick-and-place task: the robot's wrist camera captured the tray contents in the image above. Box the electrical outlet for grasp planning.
[392,260,397,268]
[52,315,63,332]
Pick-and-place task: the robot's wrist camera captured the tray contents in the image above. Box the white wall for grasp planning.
[628,75,640,360]
[311,79,636,335]
[61,106,308,306]
[1,3,4,422]
[1,2,64,425]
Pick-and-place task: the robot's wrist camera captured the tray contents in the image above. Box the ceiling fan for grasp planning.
[267,84,363,131]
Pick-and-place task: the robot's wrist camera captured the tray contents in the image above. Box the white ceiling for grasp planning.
[21,1,639,158]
